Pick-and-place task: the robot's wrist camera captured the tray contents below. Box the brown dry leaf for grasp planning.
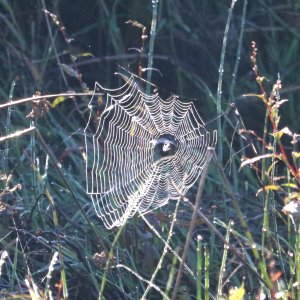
[26,92,51,119]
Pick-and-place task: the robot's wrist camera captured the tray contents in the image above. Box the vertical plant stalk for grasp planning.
[30,120,37,199]
[297,225,300,300]
[163,249,179,300]
[260,108,272,287]
[287,171,296,298]
[26,145,69,299]
[288,217,295,298]
[165,1,184,95]
[3,79,17,173]
[141,197,181,299]
[146,0,159,95]
[250,44,300,292]
[204,244,210,300]
[46,189,68,299]
[9,236,19,292]
[125,20,147,78]
[261,109,270,241]
[269,80,287,283]
[228,0,249,181]
[42,2,90,95]
[294,203,300,300]
[216,0,237,163]
[11,217,36,295]
[98,225,124,300]
[171,151,211,300]
[196,236,203,300]
[217,220,233,299]
[41,0,69,88]
[44,251,59,299]
[211,150,273,288]
[251,42,299,182]
[229,0,248,102]
[228,0,247,191]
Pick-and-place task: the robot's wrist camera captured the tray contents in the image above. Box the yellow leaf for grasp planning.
[275,127,293,139]
[51,96,67,108]
[292,152,300,159]
[256,185,280,196]
[76,52,94,58]
[256,76,267,83]
[228,283,245,300]
[287,192,300,200]
[282,183,298,189]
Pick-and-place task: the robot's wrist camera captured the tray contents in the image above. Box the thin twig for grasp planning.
[98,225,124,300]
[0,92,102,110]
[140,214,196,279]
[0,127,35,142]
[115,264,170,300]
[71,53,168,68]
[171,150,212,300]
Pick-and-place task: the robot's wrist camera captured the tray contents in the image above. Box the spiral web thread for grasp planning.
[84,75,217,229]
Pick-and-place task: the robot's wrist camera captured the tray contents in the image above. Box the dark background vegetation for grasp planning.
[0,0,300,299]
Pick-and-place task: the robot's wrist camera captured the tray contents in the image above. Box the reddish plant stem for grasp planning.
[251,41,299,182]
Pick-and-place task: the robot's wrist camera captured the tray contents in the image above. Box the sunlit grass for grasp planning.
[0,0,300,299]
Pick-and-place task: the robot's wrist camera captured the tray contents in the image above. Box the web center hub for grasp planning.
[152,134,179,163]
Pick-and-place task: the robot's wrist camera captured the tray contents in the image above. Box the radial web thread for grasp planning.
[84,76,217,229]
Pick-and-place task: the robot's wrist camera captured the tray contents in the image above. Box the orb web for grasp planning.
[84,75,217,229]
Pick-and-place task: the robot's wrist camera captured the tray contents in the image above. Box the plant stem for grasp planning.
[216,0,237,163]
[146,0,159,95]
[171,151,211,300]
[196,236,203,300]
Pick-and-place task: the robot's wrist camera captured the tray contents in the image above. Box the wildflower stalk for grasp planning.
[251,41,299,182]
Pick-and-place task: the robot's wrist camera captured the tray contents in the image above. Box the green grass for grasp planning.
[1,0,300,299]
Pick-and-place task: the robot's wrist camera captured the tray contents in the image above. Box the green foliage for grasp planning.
[0,0,300,299]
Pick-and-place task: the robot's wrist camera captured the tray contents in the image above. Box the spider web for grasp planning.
[84,75,217,229]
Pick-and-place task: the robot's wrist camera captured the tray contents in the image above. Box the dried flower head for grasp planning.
[26,92,51,119]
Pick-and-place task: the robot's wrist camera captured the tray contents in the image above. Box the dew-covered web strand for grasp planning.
[84,75,217,229]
